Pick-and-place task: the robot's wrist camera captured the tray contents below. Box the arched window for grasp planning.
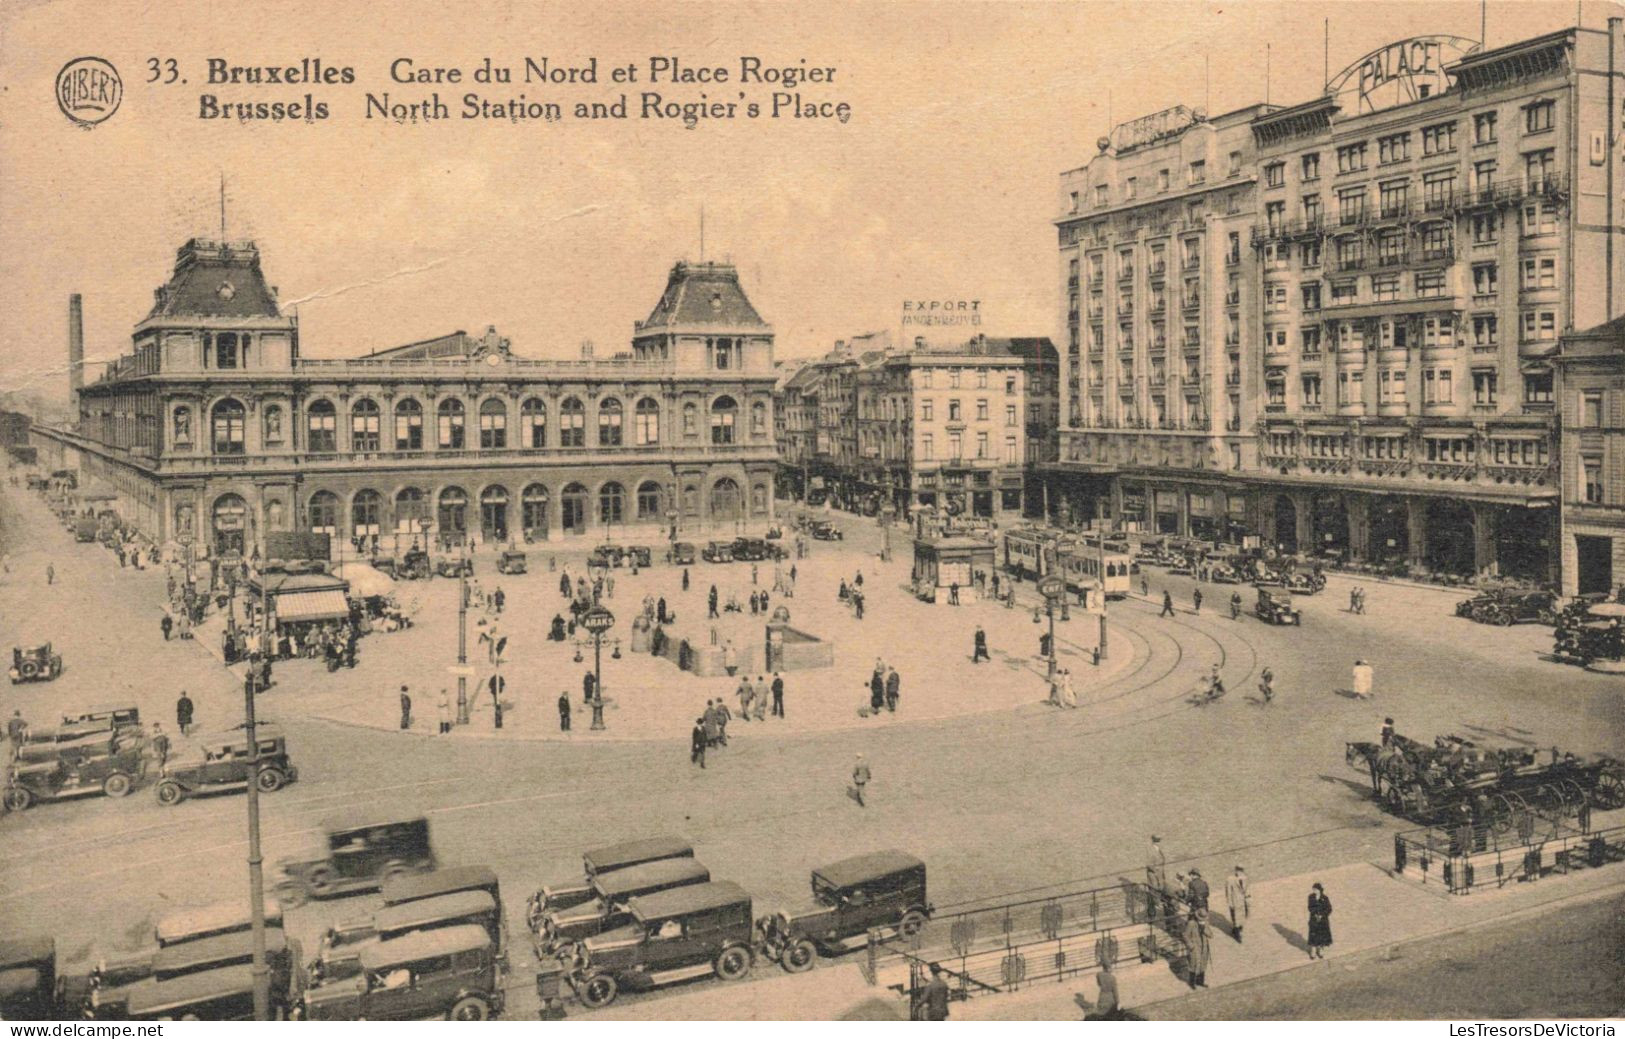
[751,400,768,437]
[521,398,547,449]
[352,489,383,538]
[308,491,339,535]
[683,402,698,436]
[637,480,663,520]
[351,399,381,452]
[635,398,660,445]
[212,494,248,556]
[561,482,588,535]
[438,399,466,450]
[710,477,741,520]
[522,483,550,539]
[480,485,510,541]
[599,481,625,525]
[479,398,508,450]
[598,397,624,447]
[710,395,738,445]
[438,486,468,535]
[307,399,337,453]
[173,406,193,447]
[751,483,769,515]
[394,399,423,451]
[560,397,586,447]
[211,399,245,455]
[263,404,284,444]
[395,487,428,533]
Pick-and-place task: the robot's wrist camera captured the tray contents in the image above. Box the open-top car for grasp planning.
[0,937,56,1020]
[4,742,147,810]
[1255,587,1302,626]
[526,836,694,932]
[757,851,932,972]
[569,881,755,1009]
[669,542,696,566]
[534,857,711,960]
[9,644,62,684]
[273,812,436,908]
[809,520,843,541]
[155,727,299,806]
[701,541,734,563]
[496,550,528,575]
[296,924,504,1021]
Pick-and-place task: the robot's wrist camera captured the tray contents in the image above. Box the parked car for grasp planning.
[1208,563,1243,584]
[381,864,502,911]
[9,644,63,684]
[669,542,697,566]
[1282,569,1326,595]
[310,890,503,985]
[435,557,473,579]
[4,742,147,810]
[525,836,694,932]
[701,541,735,563]
[589,545,628,569]
[273,813,436,908]
[1458,588,1557,626]
[496,550,528,575]
[154,900,285,948]
[569,881,755,1008]
[155,727,299,806]
[757,851,932,972]
[626,546,654,568]
[119,964,266,1022]
[535,857,712,960]
[0,937,56,1020]
[730,537,768,561]
[61,704,142,733]
[809,520,843,541]
[150,928,295,989]
[1254,587,1302,626]
[14,729,137,766]
[296,925,504,1021]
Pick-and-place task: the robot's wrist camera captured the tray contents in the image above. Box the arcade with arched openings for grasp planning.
[212,493,249,556]
[709,477,742,526]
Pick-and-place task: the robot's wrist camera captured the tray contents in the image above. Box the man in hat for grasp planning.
[1185,868,1210,912]
[1146,835,1168,892]
[851,753,871,807]
[558,690,571,732]
[398,686,411,731]
[1183,909,1211,989]
[1225,866,1250,942]
[690,717,707,768]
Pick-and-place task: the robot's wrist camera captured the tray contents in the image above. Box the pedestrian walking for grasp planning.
[1349,587,1360,613]
[853,590,865,619]
[691,717,707,768]
[583,670,596,705]
[1192,588,1203,614]
[161,613,173,641]
[559,573,571,598]
[1229,592,1242,620]
[1146,834,1168,891]
[715,698,732,744]
[6,709,26,748]
[1306,882,1333,959]
[1258,667,1274,704]
[149,723,170,767]
[708,585,719,619]
[868,669,885,714]
[752,676,768,721]
[851,753,871,807]
[921,963,950,1021]
[683,567,690,592]
[948,581,960,605]
[398,686,412,730]
[438,689,453,735]
[703,700,721,747]
[751,563,759,585]
[558,691,571,732]
[1141,575,1150,598]
[1352,659,1374,699]
[972,625,990,663]
[46,563,54,585]
[737,678,753,721]
[1183,910,1211,988]
[1076,961,1121,1020]
[1160,591,1174,617]
[176,691,195,736]
[1225,866,1250,942]
[1185,868,1210,911]
[884,667,900,712]
[790,563,798,584]
[771,673,785,717]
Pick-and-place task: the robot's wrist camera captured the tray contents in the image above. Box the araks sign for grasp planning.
[1326,35,1480,115]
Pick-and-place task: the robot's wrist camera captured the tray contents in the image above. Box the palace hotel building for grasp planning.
[1052,24,1625,583]
[35,238,779,560]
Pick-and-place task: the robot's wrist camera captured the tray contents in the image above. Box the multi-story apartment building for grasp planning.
[37,238,779,556]
[1053,103,1271,540]
[1246,28,1625,582]
[1554,315,1625,596]
[774,360,819,498]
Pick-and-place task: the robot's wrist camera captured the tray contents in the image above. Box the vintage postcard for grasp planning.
[0,0,1622,1026]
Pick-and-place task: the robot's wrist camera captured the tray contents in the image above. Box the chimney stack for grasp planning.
[68,294,84,405]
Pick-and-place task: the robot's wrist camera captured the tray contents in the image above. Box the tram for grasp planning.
[1002,528,1062,580]
[1059,536,1133,599]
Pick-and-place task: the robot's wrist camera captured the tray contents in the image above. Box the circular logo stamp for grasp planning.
[56,57,123,127]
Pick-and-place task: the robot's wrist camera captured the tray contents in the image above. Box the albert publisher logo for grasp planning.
[56,57,122,127]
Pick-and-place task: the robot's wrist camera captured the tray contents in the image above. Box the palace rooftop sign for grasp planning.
[1326,35,1480,115]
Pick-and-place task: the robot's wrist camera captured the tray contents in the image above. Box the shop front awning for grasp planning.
[274,589,351,624]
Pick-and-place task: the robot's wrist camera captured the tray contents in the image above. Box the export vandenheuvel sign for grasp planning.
[902,299,982,328]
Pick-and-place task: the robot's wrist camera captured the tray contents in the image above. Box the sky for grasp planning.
[0,0,1603,399]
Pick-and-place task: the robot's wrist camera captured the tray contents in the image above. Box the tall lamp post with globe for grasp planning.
[582,603,615,730]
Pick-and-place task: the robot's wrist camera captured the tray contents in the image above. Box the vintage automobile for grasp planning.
[9,644,63,684]
[1255,587,1302,626]
[701,541,735,563]
[310,890,503,985]
[626,545,654,568]
[155,727,299,805]
[273,812,436,908]
[4,742,147,809]
[155,900,285,947]
[1282,568,1327,595]
[669,542,697,566]
[14,729,137,766]
[0,936,56,1020]
[730,537,768,561]
[809,520,843,541]
[150,928,295,988]
[496,550,528,575]
[569,881,755,1008]
[382,864,502,910]
[296,924,504,1021]
[535,857,712,960]
[1456,588,1558,626]
[119,964,269,1021]
[525,836,695,932]
[435,556,474,579]
[757,851,932,972]
[79,949,158,1020]
[589,545,628,569]
[62,704,143,733]
[1208,563,1243,584]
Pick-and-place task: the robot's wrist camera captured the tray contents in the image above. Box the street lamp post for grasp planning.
[1038,574,1064,681]
[582,603,615,731]
[457,536,469,725]
[243,545,270,1019]
[1097,532,1109,660]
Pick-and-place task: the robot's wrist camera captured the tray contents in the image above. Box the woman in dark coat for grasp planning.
[1306,882,1332,959]
[869,671,885,714]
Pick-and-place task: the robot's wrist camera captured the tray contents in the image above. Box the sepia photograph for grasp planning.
[0,0,1622,1026]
